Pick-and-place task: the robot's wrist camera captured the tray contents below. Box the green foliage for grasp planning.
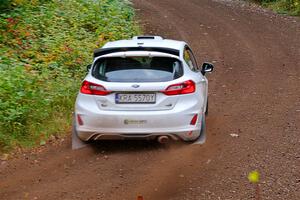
[256,0,300,15]
[0,0,11,12]
[0,0,140,152]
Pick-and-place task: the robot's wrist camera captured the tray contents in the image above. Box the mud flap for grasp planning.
[72,117,89,150]
[193,114,206,145]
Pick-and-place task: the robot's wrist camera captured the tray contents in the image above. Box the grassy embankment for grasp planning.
[255,0,300,15]
[0,0,139,152]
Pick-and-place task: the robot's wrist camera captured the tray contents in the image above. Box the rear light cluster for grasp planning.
[81,80,195,96]
[80,80,110,96]
[163,80,195,96]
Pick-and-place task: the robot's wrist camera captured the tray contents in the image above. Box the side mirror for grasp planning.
[201,62,214,75]
[86,64,92,72]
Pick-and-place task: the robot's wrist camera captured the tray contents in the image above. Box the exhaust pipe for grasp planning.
[158,136,169,144]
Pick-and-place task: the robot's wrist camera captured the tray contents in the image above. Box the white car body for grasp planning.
[73,36,213,145]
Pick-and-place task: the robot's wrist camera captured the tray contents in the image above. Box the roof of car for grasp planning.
[102,36,186,51]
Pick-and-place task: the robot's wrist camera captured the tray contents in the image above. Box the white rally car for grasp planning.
[72,36,213,149]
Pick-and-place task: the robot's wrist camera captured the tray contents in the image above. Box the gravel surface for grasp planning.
[0,0,299,199]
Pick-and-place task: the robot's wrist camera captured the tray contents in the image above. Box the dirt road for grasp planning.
[1,0,300,199]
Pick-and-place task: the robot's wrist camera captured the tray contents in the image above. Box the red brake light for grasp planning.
[80,80,110,95]
[163,80,195,95]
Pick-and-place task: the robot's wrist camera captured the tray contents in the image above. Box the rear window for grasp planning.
[92,57,183,82]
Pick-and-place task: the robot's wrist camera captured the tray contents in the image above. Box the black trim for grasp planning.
[94,47,180,58]
[136,36,155,39]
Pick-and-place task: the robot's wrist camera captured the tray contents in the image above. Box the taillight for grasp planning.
[80,80,111,95]
[163,80,195,95]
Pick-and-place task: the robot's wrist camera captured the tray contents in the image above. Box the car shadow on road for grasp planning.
[86,140,184,154]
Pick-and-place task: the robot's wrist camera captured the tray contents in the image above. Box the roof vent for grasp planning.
[132,35,163,40]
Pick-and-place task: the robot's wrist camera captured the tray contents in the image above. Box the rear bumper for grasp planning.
[75,109,203,141]
[76,128,201,142]
[75,92,204,142]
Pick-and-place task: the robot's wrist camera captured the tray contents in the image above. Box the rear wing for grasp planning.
[93,47,180,58]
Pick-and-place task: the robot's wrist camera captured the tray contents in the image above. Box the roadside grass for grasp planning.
[255,0,300,16]
[0,0,140,152]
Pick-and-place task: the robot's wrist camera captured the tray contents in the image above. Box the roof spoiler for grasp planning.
[93,47,180,58]
[132,35,163,40]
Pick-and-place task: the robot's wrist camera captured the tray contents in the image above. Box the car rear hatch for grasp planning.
[81,54,194,111]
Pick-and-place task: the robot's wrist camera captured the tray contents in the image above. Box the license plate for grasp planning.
[115,93,156,104]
